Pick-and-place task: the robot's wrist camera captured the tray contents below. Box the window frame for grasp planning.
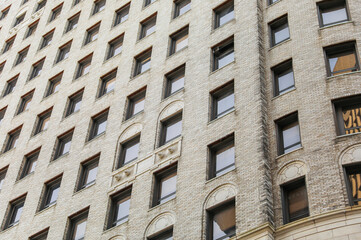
[159,113,182,147]
[113,3,130,26]
[15,46,29,66]
[53,130,73,160]
[35,0,47,12]
[66,208,89,240]
[107,186,132,229]
[106,34,124,60]
[77,155,99,191]
[29,228,49,240]
[210,81,234,120]
[269,15,290,47]
[173,0,191,18]
[3,35,16,54]
[344,163,361,206]
[88,109,109,140]
[169,26,189,56]
[40,30,54,50]
[0,6,11,20]
[25,20,39,38]
[164,64,185,99]
[39,175,62,210]
[84,23,100,45]
[19,149,40,180]
[133,48,152,77]
[45,72,62,97]
[152,163,177,207]
[317,0,350,27]
[125,88,146,120]
[65,12,80,33]
[13,13,26,27]
[29,58,45,80]
[116,135,141,169]
[3,75,18,97]
[3,194,27,230]
[34,108,52,135]
[4,126,21,153]
[272,59,295,96]
[212,37,234,71]
[0,166,8,190]
[56,41,72,63]
[213,0,234,29]
[16,90,34,115]
[92,0,106,15]
[49,3,63,22]
[75,54,93,79]
[98,69,117,97]
[275,112,302,155]
[333,94,361,136]
[139,14,157,40]
[65,90,83,117]
[148,228,173,240]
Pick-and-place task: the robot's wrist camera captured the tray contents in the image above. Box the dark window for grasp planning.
[107,187,131,228]
[317,0,349,27]
[66,208,88,240]
[208,134,235,179]
[134,48,152,76]
[66,13,80,33]
[88,110,108,140]
[169,26,188,56]
[3,195,26,229]
[126,89,146,120]
[0,107,7,125]
[114,3,130,26]
[22,0,29,5]
[19,150,39,179]
[4,127,21,152]
[207,200,236,240]
[117,135,140,168]
[56,41,72,63]
[148,228,173,240]
[40,30,54,49]
[93,0,106,15]
[211,81,234,120]
[160,113,182,146]
[29,228,49,240]
[268,0,279,5]
[77,156,99,190]
[73,0,81,6]
[98,70,117,97]
[140,14,157,40]
[281,178,309,224]
[17,90,33,114]
[164,65,185,98]
[76,54,92,78]
[145,0,156,7]
[46,73,62,97]
[36,0,47,12]
[25,20,39,38]
[66,90,83,117]
[53,130,73,160]
[40,176,62,210]
[0,61,5,74]
[269,15,290,47]
[324,41,359,76]
[85,23,100,45]
[174,0,191,18]
[333,94,361,135]
[0,6,10,20]
[15,46,29,66]
[3,75,18,97]
[344,164,361,206]
[214,0,234,29]
[34,108,52,135]
[3,36,15,53]
[272,59,295,96]
[29,58,45,80]
[49,3,62,22]
[107,35,123,59]
[152,164,177,207]
[13,13,25,27]
[276,112,301,155]
[0,167,8,190]
[212,37,234,71]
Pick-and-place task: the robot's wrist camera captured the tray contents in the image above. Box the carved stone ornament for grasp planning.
[109,235,126,240]
[340,144,361,165]
[205,184,236,209]
[159,101,184,120]
[277,161,307,185]
[145,212,175,237]
[119,123,142,143]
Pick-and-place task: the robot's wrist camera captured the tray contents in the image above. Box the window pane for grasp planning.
[105,79,115,93]
[171,76,184,94]
[213,205,235,240]
[175,35,188,52]
[342,107,361,134]
[178,0,191,16]
[140,58,151,73]
[329,53,356,75]
[282,122,301,153]
[349,172,361,205]
[133,98,145,115]
[218,51,234,69]
[63,140,71,155]
[160,173,176,203]
[13,205,24,223]
[96,120,107,135]
[124,142,139,164]
[217,93,234,117]
[274,24,289,45]
[216,145,235,176]
[219,5,234,26]
[287,184,308,220]
[49,186,59,204]
[86,166,98,185]
[115,198,130,225]
[165,120,182,142]
[74,219,86,240]
[278,70,294,94]
[322,7,347,26]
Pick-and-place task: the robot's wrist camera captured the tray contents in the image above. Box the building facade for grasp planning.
[0,0,361,239]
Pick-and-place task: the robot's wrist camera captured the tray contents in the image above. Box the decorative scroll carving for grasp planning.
[205,184,236,209]
[114,165,135,183]
[145,212,175,237]
[340,144,361,165]
[155,140,181,164]
[277,161,307,185]
[159,101,184,120]
[119,123,142,143]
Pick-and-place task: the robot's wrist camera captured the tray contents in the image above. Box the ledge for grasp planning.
[271,88,296,101]
[326,70,361,82]
[319,20,354,31]
[275,147,303,160]
[268,38,291,51]
[208,108,235,125]
[209,61,235,76]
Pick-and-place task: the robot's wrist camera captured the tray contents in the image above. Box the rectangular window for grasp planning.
[344,164,361,206]
[36,0,46,12]
[17,90,33,114]
[268,0,279,5]
[276,112,301,155]
[160,113,182,146]
[126,88,146,120]
[333,95,361,135]
[169,26,188,56]
[117,135,140,168]
[0,61,5,74]
[76,54,92,79]
[46,73,62,97]
[93,0,106,15]
[49,3,62,22]
[317,0,349,27]
[208,134,235,179]
[34,108,52,135]
[40,176,62,210]
[66,208,88,240]
[29,228,49,240]
[148,229,173,240]
[114,3,130,26]
[73,0,81,6]
[3,195,26,229]
[107,35,123,59]
[3,35,16,53]
[4,126,21,153]
[281,178,309,224]
[56,41,72,63]
[214,0,234,29]
[324,41,359,76]
[211,81,234,120]
[3,75,18,97]
[29,58,45,80]
[19,149,39,180]
[15,46,29,66]
[53,130,73,160]
[212,37,234,71]
[13,13,25,27]
[164,65,185,98]
[144,0,156,7]
[272,59,295,96]
[88,110,108,140]
[207,200,236,240]
[77,155,99,190]
[174,0,191,18]
[269,15,290,47]
[0,107,7,125]
[152,164,177,207]
[40,30,54,49]
[139,14,157,40]
[85,23,100,45]
[0,167,8,190]
[98,70,117,97]
[107,187,131,228]
[25,20,39,38]
[0,6,10,20]
[66,12,80,33]
[134,48,152,77]
[66,90,83,117]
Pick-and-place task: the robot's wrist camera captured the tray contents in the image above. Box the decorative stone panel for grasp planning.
[277,161,307,185]
[340,144,361,165]
[159,101,184,120]
[145,212,175,238]
[205,184,237,209]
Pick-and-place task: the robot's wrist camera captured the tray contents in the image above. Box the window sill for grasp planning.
[148,196,176,212]
[142,0,158,10]
[171,9,191,22]
[162,88,185,102]
[28,74,41,82]
[268,38,291,51]
[208,108,235,125]
[74,72,90,82]
[53,57,70,67]
[30,129,48,139]
[103,52,122,64]
[275,147,303,160]
[131,69,150,81]
[86,132,106,145]
[123,110,144,123]
[271,88,296,101]
[335,132,361,142]
[326,70,361,82]
[266,0,284,8]
[136,31,156,44]
[83,38,98,48]
[51,152,70,164]
[1,222,18,233]
[211,18,236,33]
[167,46,188,59]
[74,182,96,195]
[319,20,353,30]
[36,203,57,216]
[112,19,129,29]
[97,90,114,101]
[210,60,235,75]
[159,135,181,149]
[1,148,16,156]
[16,172,35,183]
[205,167,236,184]
[102,219,128,234]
